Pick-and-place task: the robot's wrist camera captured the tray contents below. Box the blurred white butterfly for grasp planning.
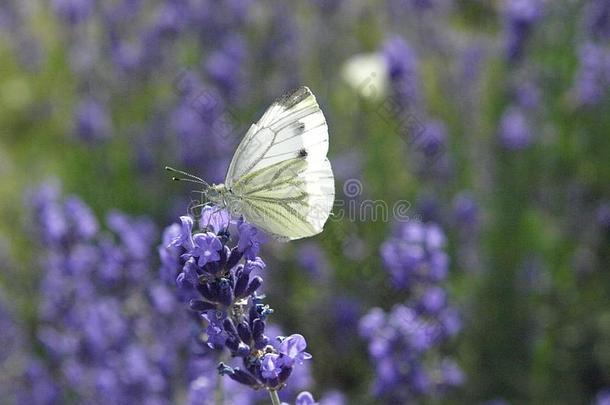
[167,86,335,241]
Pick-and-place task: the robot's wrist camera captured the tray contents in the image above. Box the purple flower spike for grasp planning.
[278,334,312,367]
[192,232,222,267]
[169,216,194,250]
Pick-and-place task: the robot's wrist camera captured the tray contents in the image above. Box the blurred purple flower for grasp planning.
[597,201,610,231]
[597,389,610,405]
[572,42,609,106]
[74,97,112,142]
[381,221,449,289]
[319,390,347,405]
[498,106,532,150]
[25,182,193,403]
[418,120,447,160]
[382,35,420,107]
[297,242,330,279]
[205,35,248,100]
[515,80,541,109]
[295,391,318,405]
[502,0,543,62]
[452,192,479,229]
[17,360,60,404]
[51,0,93,25]
[584,0,610,41]
[361,221,462,401]
[153,2,188,37]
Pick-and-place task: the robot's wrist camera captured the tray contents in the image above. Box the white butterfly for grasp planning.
[168,86,335,241]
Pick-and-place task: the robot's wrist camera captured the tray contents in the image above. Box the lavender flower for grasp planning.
[515,79,541,109]
[237,220,265,260]
[170,215,195,250]
[51,0,93,25]
[25,182,194,403]
[169,85,234,183]
[502,0,544,62]
[572,42,610,106]
[596,389,610,405]
[361,221,462,401]
[382,35,420,108]
[277,334,312,367]
[452,192,479,229]
[294,391,318,405]
[74,97,112,142]
[200,206,231,234]
[498,106,532,150]
[417,120,447,162]
[161,211,312,395]
[597,201,610,231]
[584,0,610,42]
[380,221,449,289]
[205,34,248,101]
[0,290,29,403]
[191,232,223,267]
[318,390,347,405]
[16,360,61,405]
[297,242,331,279]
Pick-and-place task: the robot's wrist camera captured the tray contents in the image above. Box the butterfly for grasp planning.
[167,86,335,241]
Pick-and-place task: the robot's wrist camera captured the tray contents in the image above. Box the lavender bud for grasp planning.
[197,283,217,302]
[223,317,238,337]
[257,335,269,349]
[229,368,260,388]
[225,337,240,353]
[226,247,243,269]
[244,276,263,296]
[252,318,265,340]
[237,321,252,343]
[234,264,244,277]
[218,244,230,267]
[236,342,251,357]
[217,278,234,307]
[234,271,250,298]
[189,299,216,312]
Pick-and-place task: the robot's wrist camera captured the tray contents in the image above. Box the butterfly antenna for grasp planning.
[165,166,210,188]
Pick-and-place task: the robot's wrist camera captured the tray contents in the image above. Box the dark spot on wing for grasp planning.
[298,148,308,158]
[276,86,311,109]
[294,121,306,134]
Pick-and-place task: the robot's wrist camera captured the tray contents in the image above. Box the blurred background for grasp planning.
[1,0,610,404]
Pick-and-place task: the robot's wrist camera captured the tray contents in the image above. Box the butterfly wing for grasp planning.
[225,86,334,240]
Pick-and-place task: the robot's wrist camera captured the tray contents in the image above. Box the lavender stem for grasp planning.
[269,389,281,405]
